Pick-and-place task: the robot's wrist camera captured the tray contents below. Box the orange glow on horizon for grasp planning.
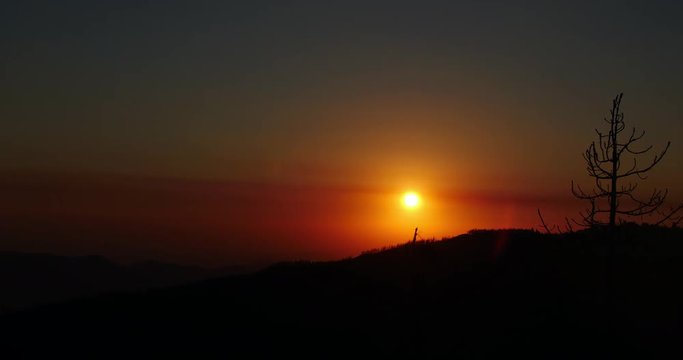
[0,171,580,265]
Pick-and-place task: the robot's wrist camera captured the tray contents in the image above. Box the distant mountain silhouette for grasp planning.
[2,225,683,357]
[0,252,250,313]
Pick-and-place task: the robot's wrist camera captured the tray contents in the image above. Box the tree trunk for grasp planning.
[609,105,619,228]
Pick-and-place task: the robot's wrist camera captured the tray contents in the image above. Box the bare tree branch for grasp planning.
[540,93,678,231]
[569,93,677,228]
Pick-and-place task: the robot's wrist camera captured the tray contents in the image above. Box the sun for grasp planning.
[403,192,420,209]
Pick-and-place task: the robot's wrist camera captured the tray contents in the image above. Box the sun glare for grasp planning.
[403,192,420,209]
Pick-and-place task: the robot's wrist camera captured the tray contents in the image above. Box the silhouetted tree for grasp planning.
[571,93,682,228]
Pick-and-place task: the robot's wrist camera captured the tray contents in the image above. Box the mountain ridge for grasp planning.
[0,251,252,313]
[2,225,683,357]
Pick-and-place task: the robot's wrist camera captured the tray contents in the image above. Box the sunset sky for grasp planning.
[2,1,682,266]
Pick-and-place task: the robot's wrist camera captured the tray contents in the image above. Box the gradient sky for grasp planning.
[1,1,682,266]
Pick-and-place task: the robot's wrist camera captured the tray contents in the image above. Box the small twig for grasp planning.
[537,208,556,234]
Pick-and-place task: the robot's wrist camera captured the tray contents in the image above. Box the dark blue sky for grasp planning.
[3,1,682,184]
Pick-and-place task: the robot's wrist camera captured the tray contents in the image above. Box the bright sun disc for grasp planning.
[403,192,420,208]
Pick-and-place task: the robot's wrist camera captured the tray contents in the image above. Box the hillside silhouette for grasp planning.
[2,225,683,357]
[0,252,249,314]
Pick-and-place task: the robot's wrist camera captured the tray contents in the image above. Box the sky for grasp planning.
[1,1,682,266]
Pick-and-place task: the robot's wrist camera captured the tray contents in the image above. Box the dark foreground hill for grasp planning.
[2,225,683,358]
